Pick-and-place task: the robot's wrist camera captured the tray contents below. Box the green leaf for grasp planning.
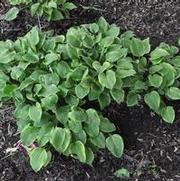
[55,105,69,123]
[39,84,59,97]
[100,117,116,133]
[44,52,59,65]
[39,73,59,85]
[117,69,136,78]
[67,32,81,48]
[110,89,124,104]
[166,87,180,100]
[37,124,54,147]
[0,52,15,64]
[70,67,87,81]
[48,2,57,8]
[148,74,163,88]
[144,91,160,111]
[98,17,108,33]
[19,78,33,91]
[171,56,180,67]
[23,49,39,63]
[106,49,127,62]
[120,30,134,48]
[114,168,130,179]
[65,95,79,106]
[126,92,139,107]
[43,151,52,167]
[117,58,134,69]
[41,95,58,110]
[58,84,68,97]
[106,25,120,37]
[66,44,79,59]
[98,70,116,89]
[3,84,16,97]
[5,7,19,21]
[30,70,45,81]
[98,92,111,109]
[10,66,23,80]
[133,80,146,91]
[100,36,114,47]
[0,71,9,82]
[51,10,64,21]
[14,104,30,121]
[32,84,42,95]
[63,2,77,10]
[85,148,94,165]
[130,38,150,57]
[84,109,100,137]
[149,64,163,74]
[83,35,94,48]
[69,110,87,123]
[54,35,65,43]
[13,90,24,104]
[88,81,104,101]
[28,27,39,48]
[161,106,175,124]
[73,130,87,144]
[61,128,71,152]
[29,103,42,122]
[71,141,86,163]
[50,127,66,152]
[150,48,170,64]
[92,61,111,73]
[90,132,106,148]
[29,148,48,172]
[88,23,99,34]
[68,112,82,133]
[31,3,40,16]
[106,134,124,158]
[160,63,176,87]
[56,61,70,78]
[43,38,56,51]
[75,82,90,99]
[21,125,39,146]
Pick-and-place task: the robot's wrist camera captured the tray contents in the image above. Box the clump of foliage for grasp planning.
[0,18,125,172]
[145,43,180,123]
[5,0,76,21]
[0,17,179,171]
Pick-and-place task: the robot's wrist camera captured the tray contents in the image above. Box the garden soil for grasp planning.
[0,0,180,180]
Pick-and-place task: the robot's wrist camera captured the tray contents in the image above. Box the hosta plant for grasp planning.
[145,42,180,123]
[5,0,76,21]
[120,33,180,123]
[0,17,179,172]
[0,19,125,172]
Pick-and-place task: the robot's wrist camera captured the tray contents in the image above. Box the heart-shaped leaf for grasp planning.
[106,134,124,158]
[144,91,160,111]
[5,7,19,21]
[98,70,116,89]
[166,87,180,100]
[29,103,42,122]
[161,106,175,124]
[29,148,48,172]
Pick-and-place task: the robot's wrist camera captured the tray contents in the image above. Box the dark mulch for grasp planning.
[0,0,180,181]
[1,0,180,44]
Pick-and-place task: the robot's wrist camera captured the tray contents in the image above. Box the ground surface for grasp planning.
[0,0,180,181]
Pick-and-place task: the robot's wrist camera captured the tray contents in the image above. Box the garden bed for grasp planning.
[0,0,180,180]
